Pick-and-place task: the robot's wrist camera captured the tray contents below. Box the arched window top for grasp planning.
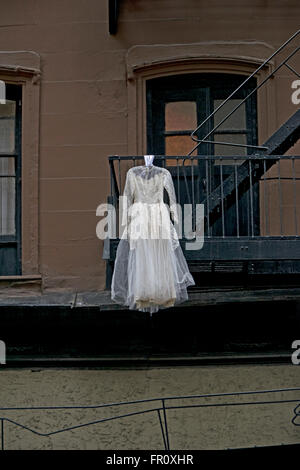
[126,41,274,79]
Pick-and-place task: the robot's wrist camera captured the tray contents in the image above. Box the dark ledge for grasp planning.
[3,352,292,369]
[1,285,300,309]
[0,286,299,364]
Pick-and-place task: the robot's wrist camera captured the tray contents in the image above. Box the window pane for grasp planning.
[165,135,197,166]
[213,133,247,165]
[214,99,246,130]
[0,157,15,175]
[0,100,16,153]
[0,177,15,235]
[165,101,197,131]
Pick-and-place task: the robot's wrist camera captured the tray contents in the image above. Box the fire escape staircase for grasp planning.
[201,108,300,228]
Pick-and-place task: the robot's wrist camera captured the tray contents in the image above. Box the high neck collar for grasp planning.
[144,155,155,167]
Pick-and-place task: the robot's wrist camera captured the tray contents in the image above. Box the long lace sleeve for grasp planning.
[121,169,134,228]
[163,170,179,225]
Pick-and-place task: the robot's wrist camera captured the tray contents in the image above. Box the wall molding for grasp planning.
[126,41,275,79]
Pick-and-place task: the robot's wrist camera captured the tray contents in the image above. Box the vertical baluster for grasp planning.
[292,157,298,236]
[110,160,113,200]
[234,158,240,238]
[118,157,121,237]
[278,159,283,235]
[191,157,195,232]
[157,410,167,450]
[162,399,170,451]
[176,157,180,205]
[249,158,254,237]
[118,157,121,191]
[263,158,269,236]
[176,157,181,236]
[206,157,210,238]
[220,158,225,237]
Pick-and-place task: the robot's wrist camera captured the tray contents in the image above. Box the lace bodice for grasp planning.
[121,165,178,224]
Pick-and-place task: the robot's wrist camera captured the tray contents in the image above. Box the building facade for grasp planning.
[0,0,299,450]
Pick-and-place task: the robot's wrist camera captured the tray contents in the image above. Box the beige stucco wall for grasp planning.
[0,364,299,450]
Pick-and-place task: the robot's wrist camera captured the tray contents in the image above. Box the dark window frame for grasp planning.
[146,73,259,237]
[0,83,22,275]
[147,73,257,151]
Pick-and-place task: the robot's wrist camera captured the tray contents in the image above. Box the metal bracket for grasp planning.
[109,0,119,35]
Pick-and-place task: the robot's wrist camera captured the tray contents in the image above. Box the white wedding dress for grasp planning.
[111,164,195,315]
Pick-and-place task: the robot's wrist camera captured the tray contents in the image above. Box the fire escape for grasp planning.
[104,30,300,293]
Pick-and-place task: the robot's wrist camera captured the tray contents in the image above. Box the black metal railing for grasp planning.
[107,153,300,263]
[0,387,299,450]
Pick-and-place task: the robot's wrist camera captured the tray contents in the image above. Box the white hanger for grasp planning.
[144,154,154,167]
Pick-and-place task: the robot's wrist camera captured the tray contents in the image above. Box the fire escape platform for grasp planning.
[1,284,300,310]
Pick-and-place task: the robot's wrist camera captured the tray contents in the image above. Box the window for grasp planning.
[0,82,22,274]
[146,73,258,236]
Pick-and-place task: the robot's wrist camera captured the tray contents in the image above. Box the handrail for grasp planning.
[187,29,300,156]
[1,387,299,450]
